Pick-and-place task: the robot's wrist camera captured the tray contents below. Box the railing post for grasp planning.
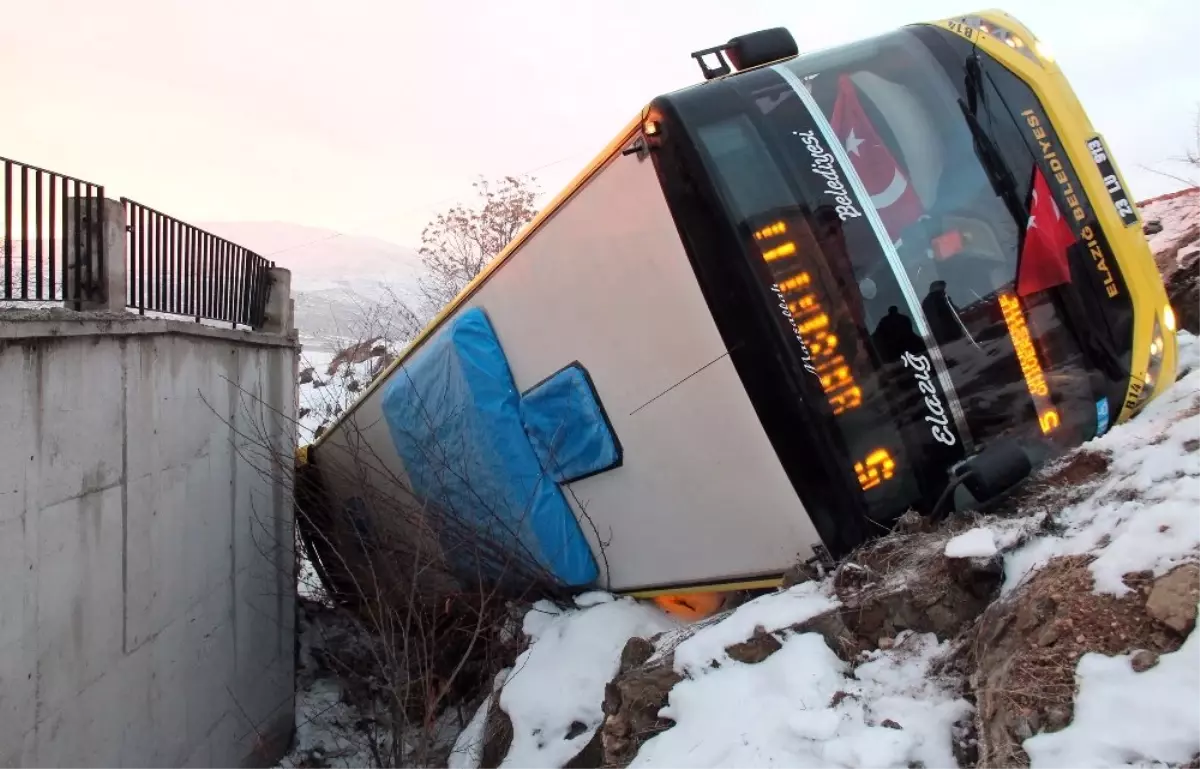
[65,196,126,312]
[260,266,293,335]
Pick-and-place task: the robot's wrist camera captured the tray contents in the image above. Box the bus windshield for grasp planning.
[669,24,1114,522]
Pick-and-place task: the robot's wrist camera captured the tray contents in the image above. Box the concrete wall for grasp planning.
[0,311,298,767]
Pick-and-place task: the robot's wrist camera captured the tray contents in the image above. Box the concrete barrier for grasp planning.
[0,310,299,767]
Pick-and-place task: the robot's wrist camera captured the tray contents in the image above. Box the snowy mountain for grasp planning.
[199,221,425,348]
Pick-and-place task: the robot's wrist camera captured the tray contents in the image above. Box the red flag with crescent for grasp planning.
[1016,167,1075,296]
[829,74,925,239]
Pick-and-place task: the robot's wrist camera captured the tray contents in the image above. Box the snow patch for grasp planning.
[671,581,839,675]
[1177,329,1199,376]
[1024,601,1200,768]
[945,527,998,559]
[1003,365,1200,596]
[632,631,970,769]
[450,669,510,769]
[499,597,678,769]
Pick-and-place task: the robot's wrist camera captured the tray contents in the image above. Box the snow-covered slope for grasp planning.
[1140,187,1199,281]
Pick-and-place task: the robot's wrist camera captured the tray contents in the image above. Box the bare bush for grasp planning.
[216,364,594,767]
[414,176,538,319]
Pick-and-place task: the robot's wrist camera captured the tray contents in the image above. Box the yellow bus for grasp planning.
[300,10,1178,605]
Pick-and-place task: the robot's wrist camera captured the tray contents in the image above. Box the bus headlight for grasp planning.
[951,16,1043,65]
[1130,316,1168,414]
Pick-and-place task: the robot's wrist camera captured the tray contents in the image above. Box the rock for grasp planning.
[878,636,894,650]
[826,529,1002,656]
[881,719,903,730]
[1165,254,1200,335]
[1035,624,1061,647]
[299,367,314,384]
[725,626,782,664]
[1143,219,1163,235]
[618,637,655,674]
[1045,706,1071,732]
[1131,649,1160,672]
[945,553,1005,600]
[789,609,863,661]
[1145,564,1200,634]
[480,704,514,769]
[600,654,682,767]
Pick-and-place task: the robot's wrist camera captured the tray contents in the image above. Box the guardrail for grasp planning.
[2,156,105,307]
[122,199,275,328]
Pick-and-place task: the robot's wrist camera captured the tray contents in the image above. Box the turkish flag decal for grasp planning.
[1016,167,1076,297]
[829,74,925,239]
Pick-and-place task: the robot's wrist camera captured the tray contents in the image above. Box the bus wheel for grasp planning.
[653,592,727,621]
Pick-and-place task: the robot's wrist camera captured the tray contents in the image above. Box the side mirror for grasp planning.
[951,437,1034,513]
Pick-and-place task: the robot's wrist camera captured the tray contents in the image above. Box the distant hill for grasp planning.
[199,221,425,349]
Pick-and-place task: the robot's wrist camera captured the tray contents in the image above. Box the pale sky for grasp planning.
[3,0,1197,251]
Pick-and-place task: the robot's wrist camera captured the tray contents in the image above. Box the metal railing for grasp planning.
[2,156,105,307]
[122,199,275,328]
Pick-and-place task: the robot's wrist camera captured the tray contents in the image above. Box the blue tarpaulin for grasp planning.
[520,362,622,483]
[379,307,599,586]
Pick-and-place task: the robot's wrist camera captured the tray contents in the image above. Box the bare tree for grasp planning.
[1183,105,1200,171]
[415,176,539,318]
[1142,104,1200,189]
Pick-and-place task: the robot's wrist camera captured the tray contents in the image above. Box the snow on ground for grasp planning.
[449,670,509,769]
[633,630,970,769]
[944,527,999,559]
[1003,350,1200,596]
[497,595,679,768]
[1024,617,1200,768]
[669,580,837,675]
[279,604,382,768]
[1178,328,1200,376]
[296,345,384,444]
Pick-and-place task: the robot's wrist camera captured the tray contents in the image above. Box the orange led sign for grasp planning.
[756,221,862,415]
[755,217,897,492]
[999,292,1060,434]
[855,448,896,491]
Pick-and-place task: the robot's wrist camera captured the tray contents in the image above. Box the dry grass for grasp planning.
[1004,449,1113,517]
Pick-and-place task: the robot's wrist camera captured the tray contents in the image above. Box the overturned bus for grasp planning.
[297,10,1178,603]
